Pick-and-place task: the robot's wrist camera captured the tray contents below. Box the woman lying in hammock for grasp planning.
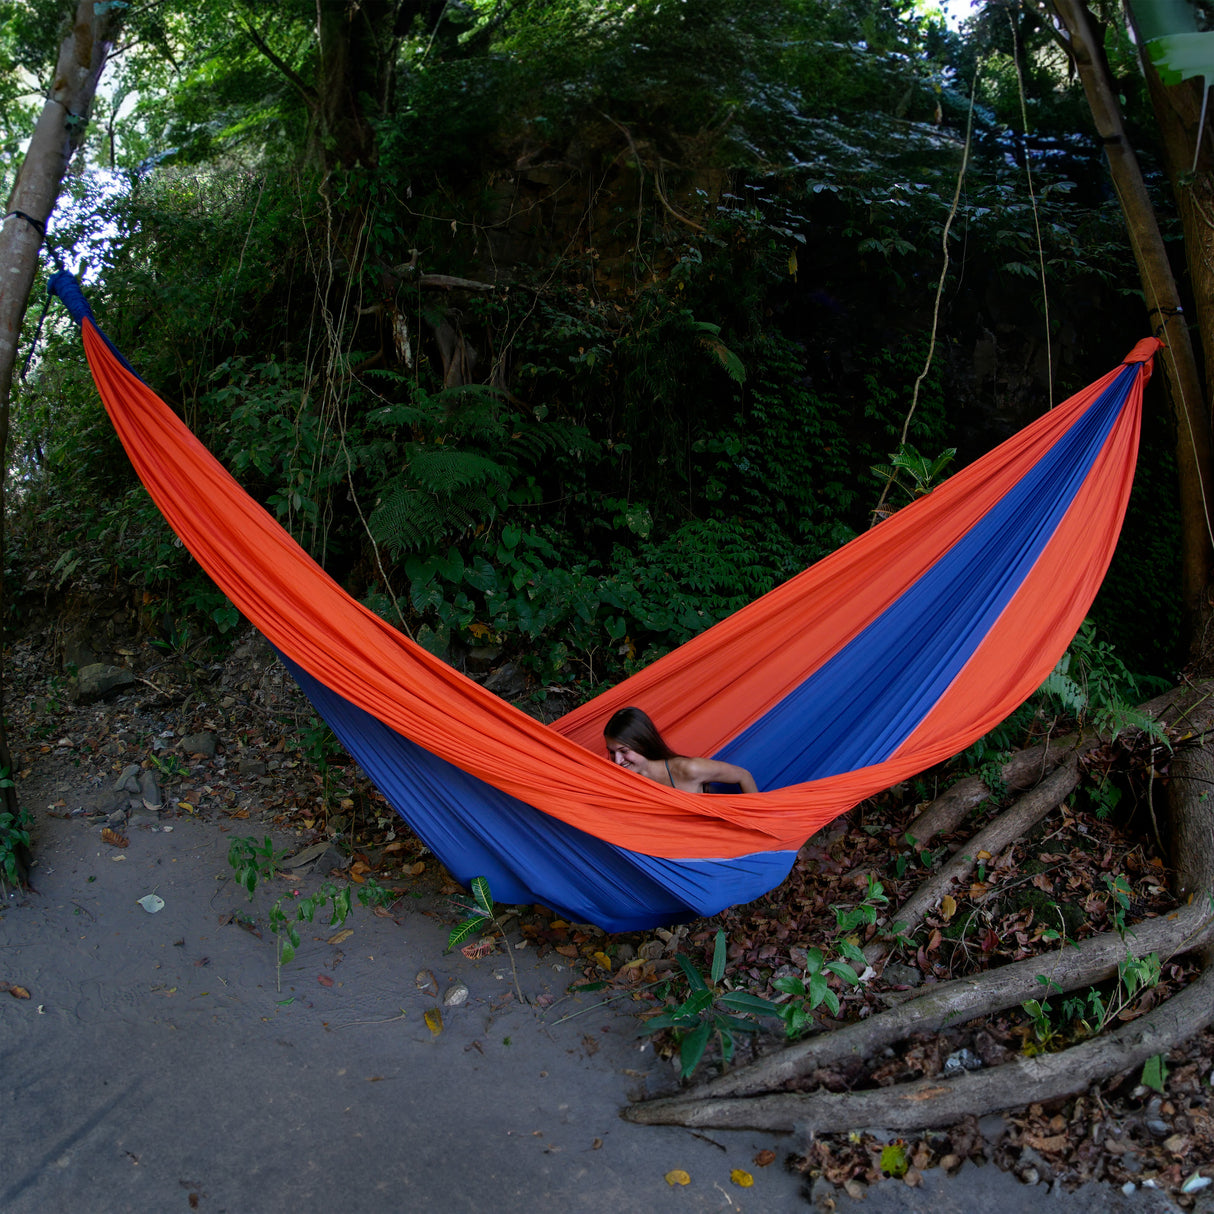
[603,706,758,793]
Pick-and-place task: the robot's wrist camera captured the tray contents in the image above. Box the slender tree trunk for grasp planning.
[1052,0,1214,651]
[0,1,122,849]
[1051,0,1214,896]
[313,0,404,169]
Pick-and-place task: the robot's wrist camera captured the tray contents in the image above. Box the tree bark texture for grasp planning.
[0,2,121,833]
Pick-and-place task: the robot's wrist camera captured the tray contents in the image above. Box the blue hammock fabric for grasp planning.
[48,271,1156,932]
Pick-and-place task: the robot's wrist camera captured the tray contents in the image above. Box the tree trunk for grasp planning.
[0,1,122,862]
[313,0,404,169]
[1051,0,1214,896]
[1051,0,1214,653]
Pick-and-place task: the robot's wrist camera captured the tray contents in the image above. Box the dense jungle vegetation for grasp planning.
[0,0,1183,695]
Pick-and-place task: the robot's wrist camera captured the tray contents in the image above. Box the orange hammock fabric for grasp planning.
[72,306,1154,860]
[50,270,1157,927]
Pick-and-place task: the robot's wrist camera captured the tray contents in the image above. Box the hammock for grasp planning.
[48,273,1157,931]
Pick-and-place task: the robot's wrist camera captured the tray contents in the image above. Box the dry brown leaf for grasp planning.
[101,827,129,848]
[754,1149,777,1167]
[1024,1132,1069,1153]
[2,983,30,999]
[327,929,353,945]
[317,973,334,987]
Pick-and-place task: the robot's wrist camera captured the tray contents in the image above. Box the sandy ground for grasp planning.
[0,781,1191,1214]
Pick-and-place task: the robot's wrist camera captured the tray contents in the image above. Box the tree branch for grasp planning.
[237,18,317,106]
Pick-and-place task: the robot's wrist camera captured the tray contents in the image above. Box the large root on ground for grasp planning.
[624,950,1214,1131]
[624,902,1214,1127]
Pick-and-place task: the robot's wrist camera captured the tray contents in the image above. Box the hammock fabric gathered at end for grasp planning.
[48,271,1158,931]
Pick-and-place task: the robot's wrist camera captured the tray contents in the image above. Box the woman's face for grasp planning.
[605,737,645,772]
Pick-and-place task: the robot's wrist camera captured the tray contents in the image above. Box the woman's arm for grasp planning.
[680,756,758,793]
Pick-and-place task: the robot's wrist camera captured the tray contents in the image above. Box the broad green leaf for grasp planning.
[710,929,727,985]
[1141,1053,1169,1093]
[470,875,494,916]
[447,915,489,950]
[679,1020,711,1079]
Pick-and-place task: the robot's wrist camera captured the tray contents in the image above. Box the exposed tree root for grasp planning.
[904,681,1196,846]
[865,757,1082,965]
[625,901,1214,1114]
[624,932,1214,1131]
[906,736,1081,844]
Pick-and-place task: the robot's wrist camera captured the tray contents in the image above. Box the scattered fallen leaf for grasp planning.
[137,894,165,914]
[880,1141,909,1178]
[101,827,129,848]
[730,1168,754,1187]
[940,894,957,920]
[664,1169,691,1187]
[424,1007,443,1035]
[1,982,30,999]
[462,939,494,960]
[327,929,353,945]
[754,1149,777,1167]
[592,950,612,971]
[317,973,334,987]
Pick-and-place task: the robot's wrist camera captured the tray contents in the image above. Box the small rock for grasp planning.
[1019,1166,1040,1186]
[113,764,142,794]
[74,663,137,704]
[882,962,922,988]
[238,759,267,777]
[483,661,526,698]
[443,980,469,1007]
[181,731,219,757]
[943,1048,982,1075]
[138,770,162,809]
[1146,1119,1170,1138]
[465,646,501,673]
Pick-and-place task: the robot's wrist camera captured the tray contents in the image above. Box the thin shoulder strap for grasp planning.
[664,758,674,787]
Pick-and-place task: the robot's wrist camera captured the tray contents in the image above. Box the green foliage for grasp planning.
[445,875,526,1003]
[227,832,395,990]
[833,873,891,935]
[0,774,28,891]
[447,876,496,951]
[771,944,865,1032]
[871,442,957,504]
[6,0,1177,719]
[228,834,280,897]
[643,929,782,1080]
[1141,1052,1170,1094]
